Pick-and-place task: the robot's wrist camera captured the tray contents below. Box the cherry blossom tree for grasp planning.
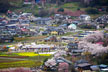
[54,50,67,58]
[83,32,104,43]
[78,41,108,56]
[45,58,57,67]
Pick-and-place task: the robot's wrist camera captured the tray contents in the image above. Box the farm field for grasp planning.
[0,52,52,69]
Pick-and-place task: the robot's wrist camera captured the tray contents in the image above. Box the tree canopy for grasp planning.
[0,0,23,13]
[0,0,10,13]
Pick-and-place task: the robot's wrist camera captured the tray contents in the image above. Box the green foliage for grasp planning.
[57,8,64,12]
[61,2,80,11]
[79,24,96,29]
[0,0,10,13]
[90,0,108,6]
[42,58,49,65]
[86,8,99,14]
[77,8,80,11]
[9,0,23,7]
[0,0,24,13]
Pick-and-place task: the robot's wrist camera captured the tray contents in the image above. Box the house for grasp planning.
[67,42,83,55]
[43,27,64,35]
[67,43,78,49]
[59,24,68,30]
[75,59,92,71]
[76,63,92,71]
[8,19,19,24]
[34,17,52,25]
[61,36,75,42]
[24,0,34,4]
[42,31,50,35]
[11,14,19,19]
[19,19,30,25]
[44,36,57,42]
[50,31,58,35]
[21,44,56,52]
[57,28,65,35]
[0,17,5,22]
[79,14,91,21]
[95,15,108,24]
[8,30,17,36]
[54,14,64,19]
[0,35,14,43]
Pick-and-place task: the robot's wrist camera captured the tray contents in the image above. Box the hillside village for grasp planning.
[0,0,108,72]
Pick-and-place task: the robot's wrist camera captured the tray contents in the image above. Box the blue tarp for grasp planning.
[35,0,40,3]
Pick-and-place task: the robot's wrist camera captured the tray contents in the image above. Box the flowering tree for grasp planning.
[83,32,104,43]
[45,50,67,67]
[45,58,57,67]
[78,41,108,56]
[54,50,67,58]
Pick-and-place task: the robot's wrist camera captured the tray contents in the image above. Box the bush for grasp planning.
[79,24,96,29]
[57,8,64,12]
[86,8,99,14]
[0,3,9,13]
[77,8,80,11]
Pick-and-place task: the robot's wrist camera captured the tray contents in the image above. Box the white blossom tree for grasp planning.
[83,32,104,43]
[54,50,67,58]
[78,31,108,56]
[45,58,57,67]
[78,41,108,56]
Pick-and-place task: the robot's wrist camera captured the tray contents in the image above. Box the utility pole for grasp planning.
[31,0,36,14]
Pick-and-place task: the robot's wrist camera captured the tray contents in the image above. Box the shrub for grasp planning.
[77,8,80,11]
[57,8,64,12]
[79,24,96,29]
[86,8,99,14]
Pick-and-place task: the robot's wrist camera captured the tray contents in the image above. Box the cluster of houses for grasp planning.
[0,9,108,44]
[0,13,38,43]
[95,15,108,29]
[0,12,85,43]
[95,15,108,24]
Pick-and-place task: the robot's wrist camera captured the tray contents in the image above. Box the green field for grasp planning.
[0,52,52,69]
[0,60,42,69]
[60,2,81,11]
